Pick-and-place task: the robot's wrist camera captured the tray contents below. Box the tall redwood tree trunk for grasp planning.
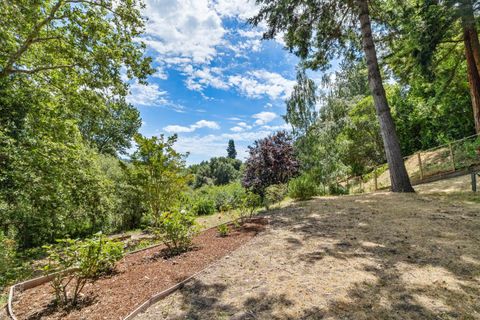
[357,0,415,192]
[461,0,480,133]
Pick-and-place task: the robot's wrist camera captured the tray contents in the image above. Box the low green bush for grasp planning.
[288,174,319,200]
[264,184,287,209]
[192,197,215,215]
[217,224,230,237]
[193,183,246,213]
[239,191,262,221]
[43,233,124,307]
[328,183,348,195]
[152,210,199,254]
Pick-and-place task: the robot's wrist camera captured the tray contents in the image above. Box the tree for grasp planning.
[0,0,152,88]
[458,0,480,132]
[227,139,237,159]
[190,157,242,188]
[78,98,142,156]
[251,0,415,192]
[383,0,480,133]
[0,0,153,248]
[131,134,189,224]
[285,68,318,137]
[242,131,299,196]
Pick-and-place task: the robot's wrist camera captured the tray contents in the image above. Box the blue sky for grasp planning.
[126,0,303,164]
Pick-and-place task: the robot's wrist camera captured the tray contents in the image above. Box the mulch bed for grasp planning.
[12,218,267,320]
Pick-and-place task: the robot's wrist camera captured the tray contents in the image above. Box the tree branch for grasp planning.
[0,0,65,78]
[10,64,76,75]
[31,36,64,44]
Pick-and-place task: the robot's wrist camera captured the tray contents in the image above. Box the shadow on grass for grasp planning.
[150,192,480,319]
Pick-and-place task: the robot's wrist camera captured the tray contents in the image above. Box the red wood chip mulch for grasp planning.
[12,219,267,320]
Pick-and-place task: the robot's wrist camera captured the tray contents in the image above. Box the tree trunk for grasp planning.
[464,27,480,133]
[356,0,415,192]
[461,0,480,133]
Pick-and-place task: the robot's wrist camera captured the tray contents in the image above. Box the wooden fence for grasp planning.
[341,133,480,194]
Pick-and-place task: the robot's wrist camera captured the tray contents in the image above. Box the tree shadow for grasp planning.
[25,294,97,320]
[284,193,480,318]
[145,193,480,319]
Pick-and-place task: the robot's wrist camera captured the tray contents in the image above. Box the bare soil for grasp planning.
[12,219,267,320]
[136,191,480,320]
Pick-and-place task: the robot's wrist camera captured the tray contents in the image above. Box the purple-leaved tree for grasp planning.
[242,131,299,196]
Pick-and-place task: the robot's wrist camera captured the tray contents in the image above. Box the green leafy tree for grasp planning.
[131,134,189,224]
[78,98,142,156]
[285,68,318,137]
[383,0,480,133]
[339,95,385,175]
[191,157,242,188]
[251,0,414,192]
[227,139,237,159]
[0,0,153,249]
[0,0,152,88]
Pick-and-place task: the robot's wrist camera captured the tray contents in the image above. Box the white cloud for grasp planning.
[237,122,252,129]
[126,81,168,106]
[184,66,229,91]
[252,111,277,125]
[230,120,254,132]
[174,129,271,163]
[143,0,225,65]
[230,126,245,132]
[163,120,220,133]
[228,70,296,100]
[262,123,292,131]
[173,121,294,164]
[238,29,263,38]
[214,0,259,20]
[152,67,168,80]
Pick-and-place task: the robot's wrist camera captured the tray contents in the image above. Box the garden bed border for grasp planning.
[5,216,268,320]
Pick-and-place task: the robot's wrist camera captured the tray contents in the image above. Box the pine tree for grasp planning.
[250,0,414,192]
[227,139,237,159]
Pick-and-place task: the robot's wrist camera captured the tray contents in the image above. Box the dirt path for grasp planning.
[135,191,480,320]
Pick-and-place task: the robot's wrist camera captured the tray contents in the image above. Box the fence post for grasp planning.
[374,169,378,191]
[417,152,424,180]
[449,143,456,172]
[472,172,477,192]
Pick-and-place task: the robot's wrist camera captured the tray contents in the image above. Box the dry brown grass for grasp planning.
[136,189,480,320]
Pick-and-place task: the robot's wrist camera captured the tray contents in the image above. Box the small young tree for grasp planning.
[242,131,299,197]
[131,134,189,224]
[227,139,237,159]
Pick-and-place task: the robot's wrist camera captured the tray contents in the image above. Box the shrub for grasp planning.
[217,224,230,237]
[78,233,124,276]
[153,210,199,254]
[264,184,288,209]
[288,174,319,200]
[239,191,262,221]
[0,232,17,288]
[194,183,246,213]
[328,183,348,195]
[43,233,124,306]
[192,197,215,216]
